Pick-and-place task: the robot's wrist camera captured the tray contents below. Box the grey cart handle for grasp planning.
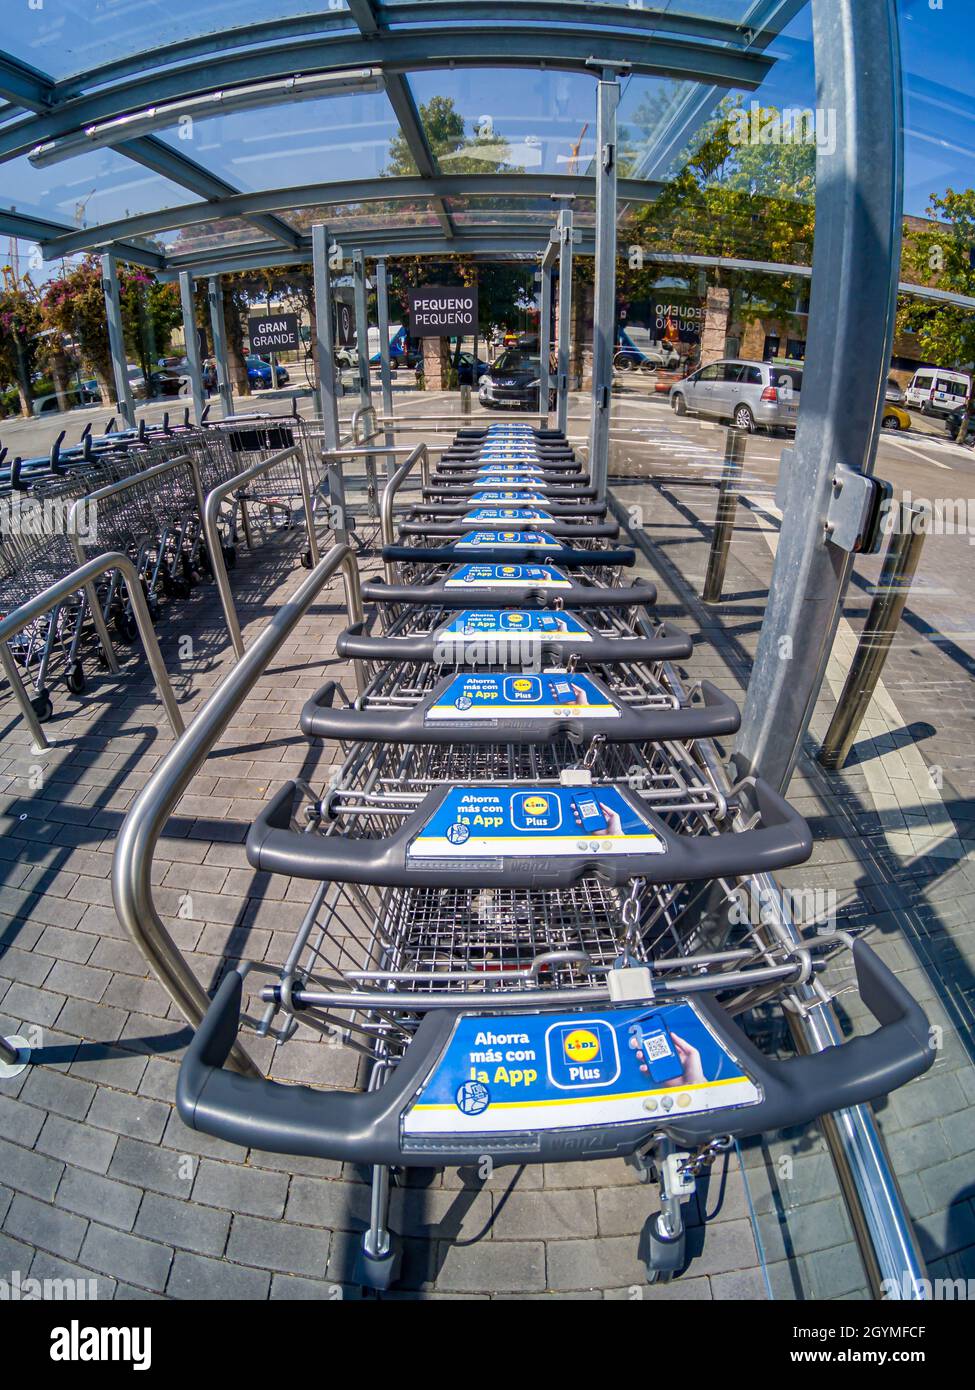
[382,544,636,569]
[177,940,933,1166]
[334,617,691,664]
[300,677,740,746]
[246,777,812,890]
[360,576,658,609]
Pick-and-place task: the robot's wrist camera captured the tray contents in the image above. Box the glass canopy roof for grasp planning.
[0,1,970,282]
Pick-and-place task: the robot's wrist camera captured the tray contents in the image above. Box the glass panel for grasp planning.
[154,91,402,194]
[153,218,267,257]
[281,202,443,235]
[1,2,353,82]
[0,149,205,226]
[405,69,597,177]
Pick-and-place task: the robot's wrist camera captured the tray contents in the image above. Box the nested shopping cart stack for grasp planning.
[177,420,935,1290]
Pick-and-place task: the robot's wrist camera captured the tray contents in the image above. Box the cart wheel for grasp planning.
[113,611,137,643]
[354,1239,402,1293]
[171,575,192,601]
[65,661,86,696]
[222,544,237,570]
[31,690,54,722]
[625,1151,659,1186]
[300,549,313,569]
[641,1213,686,1285]
[147,596,162,623]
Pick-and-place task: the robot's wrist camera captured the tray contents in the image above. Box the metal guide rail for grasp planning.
[162,420,936,1292]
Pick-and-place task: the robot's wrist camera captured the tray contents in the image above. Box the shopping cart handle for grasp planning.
[396,519,621,541]
[663,938,936,1145]
[356,576,662,611]
[412,500,608,518]
[427,479,598,499]
[176,940,933,1164]
[246,776,811,889]
[300,677,739,746]
[382,544,636,569]
[334,617,691,665]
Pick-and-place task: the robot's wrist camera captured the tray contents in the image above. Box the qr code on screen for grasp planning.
[643,1034,672,1061]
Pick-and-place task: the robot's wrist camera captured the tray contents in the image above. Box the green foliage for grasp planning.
[619,95,816,323]
[898,188,975,369]
[0,277,41,414]
[386,95,522,176]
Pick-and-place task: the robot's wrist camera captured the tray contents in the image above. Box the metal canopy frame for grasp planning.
[0,0,788,276]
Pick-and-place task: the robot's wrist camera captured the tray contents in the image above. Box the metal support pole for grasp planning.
[375,257,396,482]
[0,1035,20,1065]
[702,428,746,603]
[178,270,205,425]
[539,258,553,425]
[0,1033,29,1078]
[100,253,134,428]
[207,275,233,417]
[819,503,925,769]
[353,249,372,410]
[556,207,574,435]
[589,71,620,499]
[312,224,340,451]
[736,0,904,795]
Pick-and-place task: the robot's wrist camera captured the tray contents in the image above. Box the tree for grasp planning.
[620,95,817,355]
[0,273,41,417]
[898,189,975,441]
[385,95,520,176]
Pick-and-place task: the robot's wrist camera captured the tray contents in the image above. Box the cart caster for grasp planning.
[171,576,191,601]
[222,544,237,570]
[146,596,161,623]
[300,549,313,569]
[641,1213,686,1285]
[113,611,137,643]
[31,690,54,722]
[354,1237,402,1292]
[626,1150,659,1185]
[65,661,86,696]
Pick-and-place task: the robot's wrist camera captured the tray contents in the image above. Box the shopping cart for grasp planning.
[360,563,659,620]
[395,505,620,541]
[180,738,933,1285]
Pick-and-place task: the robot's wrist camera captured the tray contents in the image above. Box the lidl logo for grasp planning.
[563,1029,601,1064]
[512,678,533,692]
[522,795,550,817]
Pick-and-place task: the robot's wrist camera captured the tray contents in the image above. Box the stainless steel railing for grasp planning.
[379,443,431,583]
[111,542,364,1076]
[0,550,184,752]
[202,444,320,659]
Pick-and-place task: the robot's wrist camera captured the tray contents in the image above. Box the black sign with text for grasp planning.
[248,313,300,353]
[409,286,478,337]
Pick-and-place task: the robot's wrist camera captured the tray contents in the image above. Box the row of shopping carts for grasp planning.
[0,405,332,723]
[175,420,935,1291]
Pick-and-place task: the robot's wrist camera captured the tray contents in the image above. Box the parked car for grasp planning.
[881,403,911,430]
[904,367,971,417]
[31,384,97,415]
[669,359,802,433]
[885,377,906,406]
[615,327,681,373]
[943,407,975,442]
[478,348,556,411]
[457,352,490,386]
[246,355,289,388]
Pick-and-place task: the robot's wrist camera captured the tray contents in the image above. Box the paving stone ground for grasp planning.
[0,418,771,1300]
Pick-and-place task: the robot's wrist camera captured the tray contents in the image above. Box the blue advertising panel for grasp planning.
[403,1002,761,1137]
[426,672,618,722]
[437,611,591,638]
[453,531,562,550]
[408,784,665,859]
[443,564,571,588]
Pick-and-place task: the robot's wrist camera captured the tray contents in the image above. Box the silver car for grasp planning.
[670,359,802,433]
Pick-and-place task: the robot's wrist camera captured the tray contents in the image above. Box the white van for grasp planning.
[905,367,971,416]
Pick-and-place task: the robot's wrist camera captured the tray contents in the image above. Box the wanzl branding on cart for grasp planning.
[408,785,665,857]
[403,1002,761,1136]
[425,672,617,722]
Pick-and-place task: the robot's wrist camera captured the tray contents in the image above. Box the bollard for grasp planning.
[819,502,926,770]
[702,427,746,603]
[460,383,472,417]
[0,1034,29,1078]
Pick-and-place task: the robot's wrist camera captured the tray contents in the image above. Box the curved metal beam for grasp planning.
[38,173,660,260]
[47,6,779,104]
[0,28,774,164]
